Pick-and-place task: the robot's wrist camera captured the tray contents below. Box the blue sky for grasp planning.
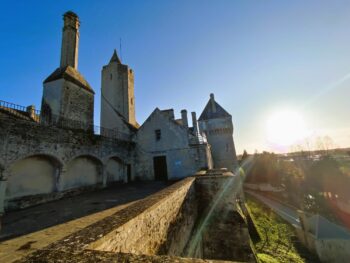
[1,0,350,153]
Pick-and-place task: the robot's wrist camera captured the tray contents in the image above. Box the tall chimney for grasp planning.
[60,11,80,69]
[210,93,216,113]
[181,109,188,128]
[191,112,198,135]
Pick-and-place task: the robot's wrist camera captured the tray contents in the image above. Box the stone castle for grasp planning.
[0,11,238,212]
[0,12,258,263]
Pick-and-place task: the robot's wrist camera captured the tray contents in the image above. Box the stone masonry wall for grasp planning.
[198,117,238,172]
[0,116,135,211]
[89,177,197,255]
[18,178,202,262]
[184,175,255,262]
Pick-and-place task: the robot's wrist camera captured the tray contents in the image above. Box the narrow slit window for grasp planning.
[155,129,161,141]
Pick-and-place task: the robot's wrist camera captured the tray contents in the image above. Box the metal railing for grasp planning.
[0,100,132,142]
[189,132,206,145]
[0,100,27,112]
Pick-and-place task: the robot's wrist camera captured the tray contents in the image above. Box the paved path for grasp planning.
[0,181,171,263]
[1,181,170,241]
[246,190,300,227]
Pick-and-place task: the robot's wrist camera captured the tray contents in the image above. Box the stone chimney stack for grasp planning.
[60,11,80,69]
[210,93,216,113]
[26,105,36,119]
[192,111,198,135]
[181,109,188,128]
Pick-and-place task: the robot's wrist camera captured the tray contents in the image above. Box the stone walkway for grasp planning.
[0,182,170,262]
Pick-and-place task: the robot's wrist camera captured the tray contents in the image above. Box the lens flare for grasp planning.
[266,110,308,147]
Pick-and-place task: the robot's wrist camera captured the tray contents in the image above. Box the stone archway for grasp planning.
[60,155,103,191]
[6,155,61,200]
[105,156,127,185]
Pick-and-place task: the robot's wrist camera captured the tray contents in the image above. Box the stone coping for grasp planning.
[21,249,239,262]
[0,201,133,262]
[16,177,197,262]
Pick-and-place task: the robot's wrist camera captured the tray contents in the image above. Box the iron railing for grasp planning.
[0,100,132,142]
[189,132,206,145]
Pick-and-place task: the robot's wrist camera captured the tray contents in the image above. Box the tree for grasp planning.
[245,152,281,186]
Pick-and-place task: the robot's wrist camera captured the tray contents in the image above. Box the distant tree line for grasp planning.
[241,149,350,219]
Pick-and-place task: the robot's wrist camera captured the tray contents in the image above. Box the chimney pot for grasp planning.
[181,109,188,128]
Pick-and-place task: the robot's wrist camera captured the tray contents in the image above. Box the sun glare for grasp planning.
[266,110,308,147]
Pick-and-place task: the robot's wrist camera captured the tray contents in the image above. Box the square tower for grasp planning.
[41,11,94,130]
[101,50,136,130]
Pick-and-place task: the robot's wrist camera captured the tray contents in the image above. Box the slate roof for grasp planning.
[43,66,94,94]
[198,98,231,121]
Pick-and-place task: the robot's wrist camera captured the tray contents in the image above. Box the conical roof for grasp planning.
[110,49,122,64]
[198,94,231,121]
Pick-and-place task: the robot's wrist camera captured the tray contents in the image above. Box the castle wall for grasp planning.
[0,117,135,211]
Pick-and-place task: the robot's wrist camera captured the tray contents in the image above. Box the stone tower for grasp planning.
[198,93,238,172]
[41,11,94,130]
[100,50,136,130]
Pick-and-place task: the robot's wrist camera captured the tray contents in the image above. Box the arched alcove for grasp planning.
[106,157,126,184]
[61,155,103,191]
[6,155,61,200]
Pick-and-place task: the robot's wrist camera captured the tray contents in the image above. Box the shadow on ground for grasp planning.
[0,181,171,241]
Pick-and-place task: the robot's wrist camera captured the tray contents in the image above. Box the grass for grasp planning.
[246,196,318,263]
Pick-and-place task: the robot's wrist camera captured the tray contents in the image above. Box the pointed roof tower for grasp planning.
[198,93,231,121]
[110,49,122,64]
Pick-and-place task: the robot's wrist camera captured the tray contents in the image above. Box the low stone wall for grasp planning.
[15,176,253,262]
[315,239,350,262]
[21,249,235,263]
[17,178,198,262]
[89,177,197,255]
[185,175,255,262]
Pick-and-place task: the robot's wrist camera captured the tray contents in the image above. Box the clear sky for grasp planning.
[1,0,350,154]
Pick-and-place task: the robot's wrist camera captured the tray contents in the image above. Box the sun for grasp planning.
[266,110,308,147]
